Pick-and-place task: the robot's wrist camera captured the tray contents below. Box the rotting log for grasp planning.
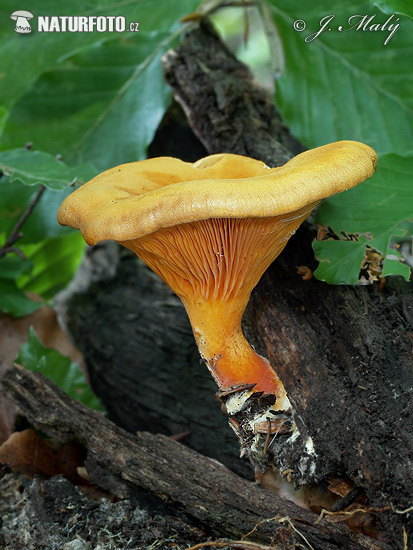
[64,20,412,548]
[1,364,391,550]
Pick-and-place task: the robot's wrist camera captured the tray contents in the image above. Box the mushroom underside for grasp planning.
[121,209,315,303]
[119,206,316,395]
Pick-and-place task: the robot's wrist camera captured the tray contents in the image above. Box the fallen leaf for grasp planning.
[0,429,86,483]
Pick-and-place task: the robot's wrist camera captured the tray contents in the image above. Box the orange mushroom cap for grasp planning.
[58,141,377,245]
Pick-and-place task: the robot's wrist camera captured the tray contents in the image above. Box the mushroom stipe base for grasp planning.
[218,387,297,471]
[217,387,319,483]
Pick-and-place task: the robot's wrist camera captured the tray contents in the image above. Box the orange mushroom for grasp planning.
[58,141,377,429]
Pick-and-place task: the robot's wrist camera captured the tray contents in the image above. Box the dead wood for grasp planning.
[1,364,390,550]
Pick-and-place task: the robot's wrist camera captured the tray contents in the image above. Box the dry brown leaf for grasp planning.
[296,265,313,281]
[327,477,354,498]
[0,428,85,483]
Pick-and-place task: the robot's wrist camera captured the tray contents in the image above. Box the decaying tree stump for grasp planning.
[61,20,412,549]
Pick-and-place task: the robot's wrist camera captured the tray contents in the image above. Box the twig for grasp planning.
[277,517,316,550]
[241,516,279,540]
[187,540,278,550]
[0,246,26,260]
[316,504,413,525]
[263,422,272,456]
[393,505,413,515]
[316,508,379,525]
[0,185,46,259]
[241,515,315,550]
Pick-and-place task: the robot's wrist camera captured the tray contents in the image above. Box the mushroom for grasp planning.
[10,10,34,33]
[58,141,377,452]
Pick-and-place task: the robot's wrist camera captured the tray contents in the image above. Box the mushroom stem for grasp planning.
[120,212,316,408]
[183,296,286,402]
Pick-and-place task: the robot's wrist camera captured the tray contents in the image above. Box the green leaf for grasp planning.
[0,107,7,136]
[67,37,173,170]
[0,0,200,112]
[1,1,202,170]
[0,180,72,243]
[2,36,171,171]
[0,175,37,237]
[373,0,413,21]
[313,153,413,283]
[0,152,96,243]
[266,0,413,155]
[381,258,411,278]
[312,239,368,285]
[0,148,96,190]
[0,152,89,308]
[0,255,32,279]
[17,327,104,411]
[19,233,86,299]
[0,278,41,317]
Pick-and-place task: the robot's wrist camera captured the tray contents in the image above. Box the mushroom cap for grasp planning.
[57,140,377,245]
[10,10,34,19]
